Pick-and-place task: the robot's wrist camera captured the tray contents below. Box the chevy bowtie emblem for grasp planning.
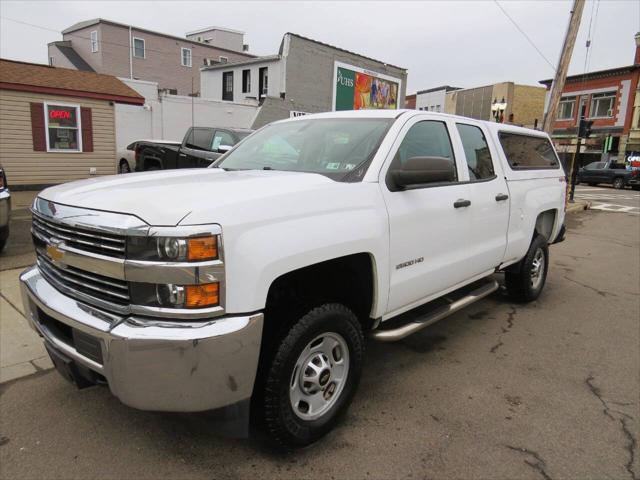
[46,242,64,262]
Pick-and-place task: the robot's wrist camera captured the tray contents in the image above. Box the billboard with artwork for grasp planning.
[333,61,401,111]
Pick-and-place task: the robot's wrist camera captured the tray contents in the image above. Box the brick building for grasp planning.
[539,33,640,163]
[48,19,253,96]
[200,33,407,128]
[443,82,546,128]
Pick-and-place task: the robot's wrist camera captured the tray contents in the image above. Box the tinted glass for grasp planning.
[456,123,494,180]
[185,129,214,150]
[499,133,559,169]
[391,120,456,180]
[212,131,235,150]
[216,118,391,181]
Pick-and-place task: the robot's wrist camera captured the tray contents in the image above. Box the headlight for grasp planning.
[130,282,220,309]
[127,235,219,262]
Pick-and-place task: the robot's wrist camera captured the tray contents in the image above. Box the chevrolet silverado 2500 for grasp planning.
[21,110,566,447]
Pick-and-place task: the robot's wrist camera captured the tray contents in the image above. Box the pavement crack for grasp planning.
[586,374,638,479]
[0,291,26,319]
[586,374,615,420]
[621,417,639,480]
[564,276,617,298]
[490,340,504,354]
[506,445,553,480]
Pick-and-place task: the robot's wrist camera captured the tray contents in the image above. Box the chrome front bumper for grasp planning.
[20,266,263,412]
[0,189,10,229]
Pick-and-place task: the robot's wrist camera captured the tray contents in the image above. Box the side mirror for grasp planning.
[217,145,232,154]
[390,156,456,189]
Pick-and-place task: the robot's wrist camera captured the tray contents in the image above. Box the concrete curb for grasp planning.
[566,201,591,213]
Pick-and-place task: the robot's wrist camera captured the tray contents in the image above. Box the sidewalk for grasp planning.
[0,268,53,383]
[1,190,53,383]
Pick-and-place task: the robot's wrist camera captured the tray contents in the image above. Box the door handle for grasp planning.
[179,153,187,157]
[454,199,471,208]
[495,193,509,201]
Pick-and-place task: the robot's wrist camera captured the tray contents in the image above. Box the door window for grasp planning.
[211,131,235,150]
[185,129,214,150]
[456,123,495,181]
[389,120,456,179]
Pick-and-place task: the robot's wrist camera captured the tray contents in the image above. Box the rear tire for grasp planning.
[261,303,364,449]
[118,160,131,174]
[613,177,624,190]
[505,235,549,303]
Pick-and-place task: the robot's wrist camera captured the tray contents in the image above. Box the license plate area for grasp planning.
[44,342,98,389]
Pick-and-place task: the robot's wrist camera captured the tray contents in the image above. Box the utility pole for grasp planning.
[542,0,585,134]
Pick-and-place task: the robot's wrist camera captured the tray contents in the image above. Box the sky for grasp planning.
[1,0,639,93]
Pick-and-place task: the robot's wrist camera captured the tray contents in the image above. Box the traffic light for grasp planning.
[578,119,594,138]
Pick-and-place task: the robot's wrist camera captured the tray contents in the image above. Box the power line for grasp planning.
[493,0,557,72]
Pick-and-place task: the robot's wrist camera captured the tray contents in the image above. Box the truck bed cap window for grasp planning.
[498,132,559,170]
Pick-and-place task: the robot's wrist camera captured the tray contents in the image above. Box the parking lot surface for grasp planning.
[0,195,638,480]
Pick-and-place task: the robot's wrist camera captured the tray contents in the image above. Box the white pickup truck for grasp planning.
[20,110,566,447]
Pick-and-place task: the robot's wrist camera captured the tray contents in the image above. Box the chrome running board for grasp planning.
[371,280,499,342]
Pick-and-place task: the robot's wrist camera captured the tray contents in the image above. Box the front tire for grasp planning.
[261,303,364,448]
[505,235,549,303]
[118,160,131,174]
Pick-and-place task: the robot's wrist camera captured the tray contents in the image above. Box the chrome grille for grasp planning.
[36,252,130,306]
[32,212,126,259]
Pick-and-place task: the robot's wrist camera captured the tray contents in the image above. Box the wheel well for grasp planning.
[534,209,557,242]
[264,253,375,335]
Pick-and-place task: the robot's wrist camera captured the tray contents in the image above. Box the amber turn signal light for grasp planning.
[187,236,218,261]
[185,283,219,308]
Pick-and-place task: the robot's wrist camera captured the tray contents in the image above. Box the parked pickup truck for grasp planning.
[577,160,638,189]
[134,127,252,171]
[21,110,566,448]
[117,139,181,174]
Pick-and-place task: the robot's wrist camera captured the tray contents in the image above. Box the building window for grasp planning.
[259,67,268,97]
[242,69,251,93]
[558,97,575,120]
[181,48,192,67]
[90,30,98,53]
[133,37,145,58]
[222,71,234,101]
[219,56,228,63]
[45,103,81,152]
[590,91,616,118]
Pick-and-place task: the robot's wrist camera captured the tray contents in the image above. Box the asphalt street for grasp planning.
[0,196,639,480]
[574,184,640,214]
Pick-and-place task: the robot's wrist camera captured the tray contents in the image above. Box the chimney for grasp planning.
[635,32,640,64]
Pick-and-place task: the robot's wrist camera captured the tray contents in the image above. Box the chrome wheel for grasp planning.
[289,332,350,421]
[530,247,545,290]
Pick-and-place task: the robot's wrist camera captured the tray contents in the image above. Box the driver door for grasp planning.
[379,117,474,318]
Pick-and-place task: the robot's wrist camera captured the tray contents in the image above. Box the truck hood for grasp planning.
[39,168,359,226]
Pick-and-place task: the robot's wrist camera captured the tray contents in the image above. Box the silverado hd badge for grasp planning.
[396,257,424,270]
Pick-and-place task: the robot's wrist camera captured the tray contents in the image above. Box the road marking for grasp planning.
[575,193,640,200]
[589,203,640,214]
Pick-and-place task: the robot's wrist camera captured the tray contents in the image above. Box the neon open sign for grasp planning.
[49,110,72,120]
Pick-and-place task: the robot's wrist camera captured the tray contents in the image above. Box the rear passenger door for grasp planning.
[453,121,510,273]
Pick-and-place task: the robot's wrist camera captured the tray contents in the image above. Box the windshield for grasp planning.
[214,118,393,181]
